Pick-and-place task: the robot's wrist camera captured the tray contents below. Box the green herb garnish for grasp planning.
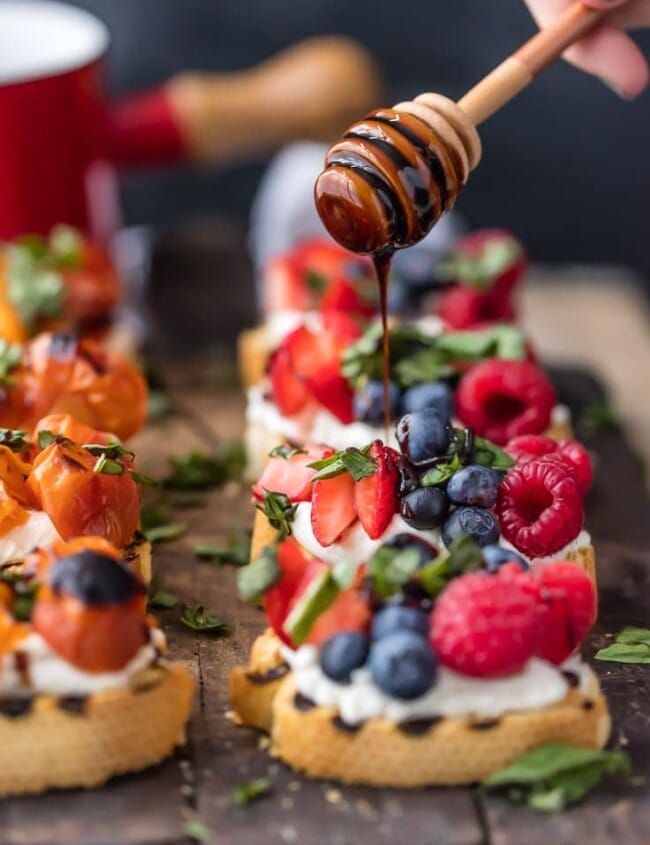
[237,546,280,602]
[93,453,125,475]
[144,522,187,544]
[439,238,521,289]
[183,818,214,841]
[595,627,650,663]
[483,742,630,812]
[164,442,245,490]
[368,546,425,598]
[148,589,179,610]
[256,490,296,539]
[0,339,22,388]
[232,777,272,806]
[308,446,376,482]
[0,428,28,453]
[193,538,250,567]
[418,535,483,597]
[180,603,228,634]
[579,401,621,435]
[268,444,306,460]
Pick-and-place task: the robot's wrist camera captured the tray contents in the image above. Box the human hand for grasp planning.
[524,0,650,98]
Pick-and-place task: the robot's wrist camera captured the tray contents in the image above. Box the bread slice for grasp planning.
[229,628,288,732]
[238,327,269,389]
[0,662,193,795]
[269,673,609,787]
[122,532,153,584]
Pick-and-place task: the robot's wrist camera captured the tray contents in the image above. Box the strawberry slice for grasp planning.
[305,588,371,646]
[268,344,311,416]
[305,364,355,423]
[311,472,357,546]
[321,277,375,318]
[264,539,323,646]
[252,445,334,502]
[354,441,400,539]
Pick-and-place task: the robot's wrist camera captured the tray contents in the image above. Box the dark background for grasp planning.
[74,0,649,280]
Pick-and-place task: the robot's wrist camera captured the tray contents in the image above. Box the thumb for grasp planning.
[564,24,650,98]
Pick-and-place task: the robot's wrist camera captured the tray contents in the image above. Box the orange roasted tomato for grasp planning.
[60,239,121,328]
[32,550,148,673]
[32,414,114,457]
[23,536,122,581]
[27,439,140,548]
[3,333,147,439]
[0,607,28,655]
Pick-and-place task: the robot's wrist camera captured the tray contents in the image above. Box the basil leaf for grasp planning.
[439,238,521,289]
[615,626,650,645]
[268,444,306,460]
[305,270,327,293]
[180,604,228,634]
[0,339,22,388]
[83,442,135,461]
[436,325,525,362]
[0,428,28,453]
[92,454,125,475]
[332,558,360,590]
[595,626,650,663]
[6,244,65,329]
[368,546,424,598]
[49,224,83,267]
[232,777,272,806]
[579,401,621,435]
[308,446,376,482]
[164,442,245,490]
[148,589,179,610]
[257,490,296,540]
[394,348,455,387]
[420,453,462,487]
[418,535,483,597]
[183,819,214,841]
[193,538,250,567]
[144,522,187,544]
[36,430,57,450]
[237,547,280,602]
[469,432,515,471]
[283,569,340,644]
[140,500,172,533]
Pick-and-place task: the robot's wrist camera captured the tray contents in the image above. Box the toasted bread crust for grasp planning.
[230,629,286,732]
[0,662,193,795]
[122,534,152,584]
[269,675,609,786]
[238,327,269,389]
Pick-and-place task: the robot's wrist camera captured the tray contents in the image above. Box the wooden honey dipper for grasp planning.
[315,1,617,254]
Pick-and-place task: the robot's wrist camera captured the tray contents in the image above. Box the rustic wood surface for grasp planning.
[0,365,647,845]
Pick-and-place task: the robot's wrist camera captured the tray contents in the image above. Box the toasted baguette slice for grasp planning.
[238,327,269,389]
[269,674,609,787]
[0,662,193,796]
[122,532,152,584]
[229,629,288,732]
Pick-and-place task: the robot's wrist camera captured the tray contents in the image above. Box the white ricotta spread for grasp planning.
[0,629,165,697]
[501,529,591,565]
[0,511,62,563]
[283,644,593,724]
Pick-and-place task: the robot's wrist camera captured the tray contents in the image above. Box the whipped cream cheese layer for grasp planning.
[0,511,62,563]
[283,644,593,725]
[501,529,591,565]
[0,628,165,697]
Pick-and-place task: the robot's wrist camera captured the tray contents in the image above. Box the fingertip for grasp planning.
[565,26,650,99]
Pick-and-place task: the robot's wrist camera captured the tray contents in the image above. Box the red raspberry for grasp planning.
[456,359,556,445]
[438,287,516,330]
[430,572,539,678]
[497,459,584,558]
[506,435,593,496]
[532,561,596,664]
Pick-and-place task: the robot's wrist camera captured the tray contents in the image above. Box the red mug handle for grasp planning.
[105,37,382,168]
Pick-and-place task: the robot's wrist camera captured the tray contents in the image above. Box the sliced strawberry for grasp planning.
[321,277,375,318]
[354,441,399,539]
[311,472,357,546]
[252,445,334,502]
[321,308,363,347]
[305,364,354,423]
[263,539,323,646]
[305,588,372,646]
[268,345,311,415]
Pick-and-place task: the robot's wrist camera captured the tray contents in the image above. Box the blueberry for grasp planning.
[369,631,437,700]
[353,380,401,424]
[482,544,529,572]
[447,465,502,508]
[371,606,429,641]
[401,382,454,420]
[319,632,369,683]
[49,551,143,606]
[400,487,449,530]
[382,533,439,567]
[442,506,500,548]
[396,409,452,466]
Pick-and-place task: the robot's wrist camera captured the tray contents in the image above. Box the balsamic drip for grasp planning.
[57,695,88,715]
[245,662,290,685]
[372,251,394,438]
[468,718,501,731]
[0,697,33,719]
[293,692,316,712]
[397,716,442,736]
[562,670,580,688]
[331,715,362,734]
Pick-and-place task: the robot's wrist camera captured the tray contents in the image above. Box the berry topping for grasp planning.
[456,359,556,445]
[253,445,333,503]
[401,381,454,420]
[532,561,596,664]
[48,551,144,606]
[371,605,429,641]
[353,442,399,539]
[369,631,437,699]
[400,486,449,531]
[306,588,371,647]
[268,340,312,416]
[319,631,369,682]
[446,464,501,508]
[263,540,322,646]
[430,571,538,677]
[353,379,401,424]
[442,506,500,548]
[438,286,515,330]
[505,435,593,496]
[497,459,584,558]
[396,408,453,466]
[304,363,355,423]
[382,533,439,567]
[482,544,529,572]
[311,472,357,547]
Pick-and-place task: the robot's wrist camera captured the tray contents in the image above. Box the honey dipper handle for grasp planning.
[457,2,606,125]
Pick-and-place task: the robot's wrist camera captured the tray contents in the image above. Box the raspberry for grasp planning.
[532,561,596,664]
[430,572,539,678]
[438,287,515,330]
[497,459,584,558]
[456,359,556,445]
[505,435,593,496]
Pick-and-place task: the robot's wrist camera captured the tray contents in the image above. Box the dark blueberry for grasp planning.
[371,605,429,641]
[401,382,454,420]
[397,458,420,496]
[319,632,369,683]
[447,465,502,508]
[441,506,500,548]
[396,409,452,466]
[353,380,401,424]
[400,487,449,530]
[369,631,437,700]
[482,545,529,572]
[49,551,144,606]
[382,533,439,567]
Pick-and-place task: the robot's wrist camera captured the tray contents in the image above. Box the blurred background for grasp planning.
[69,0,650,282]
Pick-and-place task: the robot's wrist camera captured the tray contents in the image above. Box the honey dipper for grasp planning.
[315,2,618,254]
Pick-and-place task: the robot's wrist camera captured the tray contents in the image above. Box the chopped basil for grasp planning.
[148,589,179,610]
[164,442,245,490]
[305,270,327,293]
[268,444,306,460]
[0,428,28,453]
[0,339,22,388]
[595,627,650,663]
[237,547,280,602]
[93,453,125,475]
[180,603,228,634]
[232,777,272,806]
[418,535,483,597]
[438,238,521,289]
[420,453,462,487]
[257,490,297,539]
[6,243,65,329]
[36,430,57,450]
[368,546,424,598]
[579,401,621,435]
[83,442,135,461]
[183,819,214,841]
[193,538,250,567]
[308,446,376,482]
[144,522,187,544]
[48,225,83,267]
[483,742,630,812]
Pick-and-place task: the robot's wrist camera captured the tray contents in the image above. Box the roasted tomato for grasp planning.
[0,257,27,343]
[4,333,147,439]
[0,444,37,509]
[27,440,140,548]
[60,240,121,327]
[32,414,114,452]
[32,550,148,673]
[24,536,122,581]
